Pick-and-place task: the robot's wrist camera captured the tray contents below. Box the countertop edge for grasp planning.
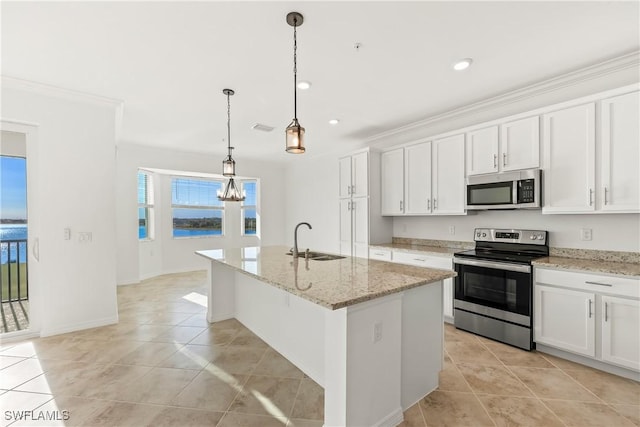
[532,257,640,278]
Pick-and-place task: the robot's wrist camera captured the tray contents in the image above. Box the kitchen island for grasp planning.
[196,246,456,427]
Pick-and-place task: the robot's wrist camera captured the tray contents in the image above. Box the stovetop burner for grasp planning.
[454,249,546,265]
[454,228,549,264]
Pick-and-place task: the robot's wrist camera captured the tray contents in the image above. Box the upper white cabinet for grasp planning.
[466,116,539,176]
[501,116,540,172]
[339,151,368,199]
[405,142,432,214]
[382,135,465,216]
[600,91,640,212]
[542,103,596,213]
[381,148,405,215]
[432,134,466,214]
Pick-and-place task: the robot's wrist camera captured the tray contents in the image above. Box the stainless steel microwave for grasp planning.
[466,169,541,210]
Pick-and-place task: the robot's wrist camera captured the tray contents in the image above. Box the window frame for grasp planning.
[171,176,225,239]
[137,170,154,241]
[240,179,259,237]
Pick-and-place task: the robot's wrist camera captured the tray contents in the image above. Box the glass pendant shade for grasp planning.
[222,155,235,176]
[285,119,305,154]
[217,177,246,202]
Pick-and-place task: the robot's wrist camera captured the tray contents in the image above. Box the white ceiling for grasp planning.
[2,1,639,163]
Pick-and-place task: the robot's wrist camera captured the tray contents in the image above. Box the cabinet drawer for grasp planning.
[369,248,392,261]
[535,268,640,299]
[392,251,452,270]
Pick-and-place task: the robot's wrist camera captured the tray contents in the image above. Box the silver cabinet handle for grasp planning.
[503,152,507,167]
[374,252,385,256]
[427,199,431,210]
[604,187,608,205]
[588,299,593,318]
[400,200,403,211]
[604,302,609,322]
[351,185,355,195]
[493,154,497,168]
[413,258,426,262]
[351,200,356,210]
[589,188,594,206]
[433,199,437,210]
[585,281,613,287]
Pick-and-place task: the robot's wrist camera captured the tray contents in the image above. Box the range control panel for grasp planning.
[474,228,547,245]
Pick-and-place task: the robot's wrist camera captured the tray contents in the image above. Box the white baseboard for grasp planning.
[39,315,119,337]
[373,407,404,427]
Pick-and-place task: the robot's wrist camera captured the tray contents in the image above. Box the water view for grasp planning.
[0,224,27,264]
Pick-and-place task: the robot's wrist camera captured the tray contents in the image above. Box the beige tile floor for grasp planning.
[0,271,638,426]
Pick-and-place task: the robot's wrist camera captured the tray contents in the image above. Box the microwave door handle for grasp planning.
[513,181,518,205]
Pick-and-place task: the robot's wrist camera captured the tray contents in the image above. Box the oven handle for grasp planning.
[453,257,531,273]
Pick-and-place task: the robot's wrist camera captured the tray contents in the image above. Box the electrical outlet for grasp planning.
[373,322,383,343]
[78,232,93,243]
[64,228,71,240]
[580,228,592,241]
[449,226,455,235]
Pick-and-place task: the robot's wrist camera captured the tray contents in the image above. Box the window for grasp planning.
[137,171,154,240]
[172,177,224,238]
[241,180,258,236]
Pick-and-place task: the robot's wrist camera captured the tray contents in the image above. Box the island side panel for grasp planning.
[401,281,443,410]
[207,261,236,322]
[324,294,404,427]
[233,271,326,386]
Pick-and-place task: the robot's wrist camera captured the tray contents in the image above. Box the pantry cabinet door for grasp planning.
[351,151,369,198]
[338,156,352,199]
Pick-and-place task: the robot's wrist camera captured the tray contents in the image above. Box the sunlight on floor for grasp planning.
[181,292,208,308]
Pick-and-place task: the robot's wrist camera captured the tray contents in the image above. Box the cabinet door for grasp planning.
[338,156,352,199]
[351,197,369,258]
[466,126,498,176]
[534,285,596,357]
[432,134,466,214]
[600,91,640,212]
[405,142,432,214]
[351,151,369,198]
[601,296,640,371]
[542,103,596,213]
[381,148,405,215]
[339,199,352,256]
[501,116,540,172]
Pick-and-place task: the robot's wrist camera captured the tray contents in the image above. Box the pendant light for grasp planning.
[217,88,245,202]
[285,12,305,154]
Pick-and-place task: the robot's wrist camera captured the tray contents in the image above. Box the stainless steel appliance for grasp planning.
[466,169,541,210]
[453,228,548,350]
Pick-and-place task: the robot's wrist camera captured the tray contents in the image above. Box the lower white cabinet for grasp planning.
[534,285,595,357]
[601,296,640,370]
[534,268,640,372]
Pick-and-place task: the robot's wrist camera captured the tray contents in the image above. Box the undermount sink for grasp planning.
[286,251,346,261]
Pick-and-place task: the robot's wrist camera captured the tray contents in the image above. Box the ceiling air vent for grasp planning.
[251,123,275,132]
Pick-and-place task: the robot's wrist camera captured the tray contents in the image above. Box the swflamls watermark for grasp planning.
[4,410,70,422]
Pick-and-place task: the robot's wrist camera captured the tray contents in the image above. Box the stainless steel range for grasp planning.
[453,228,549,350]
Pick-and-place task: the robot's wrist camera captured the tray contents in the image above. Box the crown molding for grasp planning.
[366,50,640,144]
[1,75,124,107]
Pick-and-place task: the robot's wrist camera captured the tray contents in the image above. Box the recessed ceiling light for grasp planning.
[297,81,311,90]
[328,119,340,125]
[453,58,473,71]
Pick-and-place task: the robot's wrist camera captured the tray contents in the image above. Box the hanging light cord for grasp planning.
[227,91,233,157]
[293,17,298,120]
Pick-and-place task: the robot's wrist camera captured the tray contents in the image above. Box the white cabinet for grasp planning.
[369,247,392,261]
[339,151,368,199]
[534,285,596,357]
[404,142,432,214]
[432,134,466,214]
[339,150,392,258]
[601,296,640,371]
[600,91,640,212]
[381,148,404,215]
[542,103,596,213]
[534,268,640,372]
[466,117,539,176]
[392,250,454,323]
[466,126,499,175]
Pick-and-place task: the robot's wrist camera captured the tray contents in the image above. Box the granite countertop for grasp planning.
[533,257,640,277]
[369,243,460,257]
[196,246,456,310]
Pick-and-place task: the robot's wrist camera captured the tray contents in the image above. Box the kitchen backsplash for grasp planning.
[391,237,473,250]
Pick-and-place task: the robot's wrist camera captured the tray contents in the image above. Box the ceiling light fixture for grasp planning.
[453,58,473,71]
[217,88,245,202]
[297,81,311,90]
[285,11,305,154]
[328,119,339,125]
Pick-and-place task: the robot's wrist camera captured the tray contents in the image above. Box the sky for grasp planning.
[0,156,27,220]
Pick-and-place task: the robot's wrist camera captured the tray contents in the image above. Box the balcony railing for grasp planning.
[1,239,29,333]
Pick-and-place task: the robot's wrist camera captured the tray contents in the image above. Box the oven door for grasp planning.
[453,257,532,327]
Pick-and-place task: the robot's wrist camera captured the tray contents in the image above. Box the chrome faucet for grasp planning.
[292,222,312,258]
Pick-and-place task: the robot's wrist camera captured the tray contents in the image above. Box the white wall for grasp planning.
[1,79,120,336]
[116,143,286,285]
